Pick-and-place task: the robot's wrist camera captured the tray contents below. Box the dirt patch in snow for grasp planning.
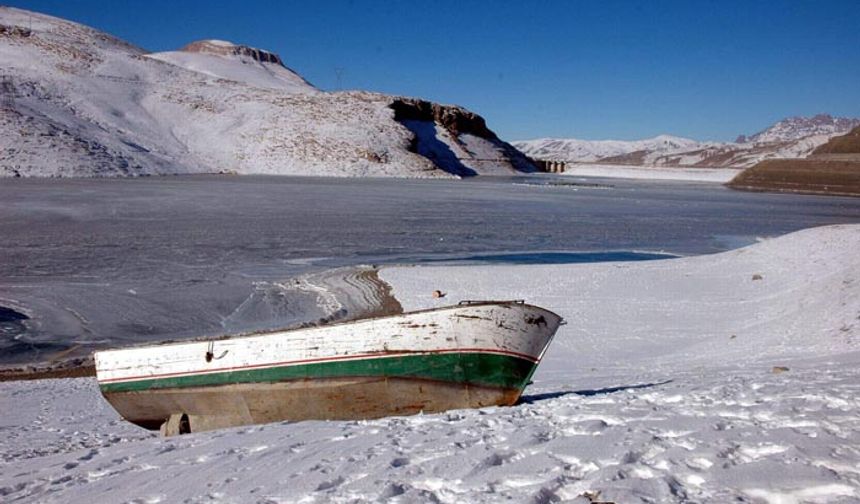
[728,159,860,196]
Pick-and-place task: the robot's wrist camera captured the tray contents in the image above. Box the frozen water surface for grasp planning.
[1,174,859,366]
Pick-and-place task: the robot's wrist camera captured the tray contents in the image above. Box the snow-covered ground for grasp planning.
[561,163,741,183]
[3,225,860,503]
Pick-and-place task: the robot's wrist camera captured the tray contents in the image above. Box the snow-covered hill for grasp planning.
[515,114,860,168]
[0,7,535,178]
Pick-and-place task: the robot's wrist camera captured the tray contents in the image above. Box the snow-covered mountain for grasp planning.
[0,7,534,178]
[741,114,860,144]
[509,135,700,163]
[515,114,860,168]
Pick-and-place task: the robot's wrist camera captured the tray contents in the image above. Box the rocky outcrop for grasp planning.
[389,98,537,176]
[180,40,284,66]
[390,98,496,140]
[0,24,32,37]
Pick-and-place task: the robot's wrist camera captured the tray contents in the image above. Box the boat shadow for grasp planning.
[518,379,674,404]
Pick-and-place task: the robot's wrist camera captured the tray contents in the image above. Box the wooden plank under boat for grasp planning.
[94,300,563,435]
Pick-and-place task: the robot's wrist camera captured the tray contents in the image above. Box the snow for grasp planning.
[3,225,860,503]
[560,163,741,182]
[203,39,236,47]
[382,224,860,368]
[513,135,700,162]
[146,51,316,93]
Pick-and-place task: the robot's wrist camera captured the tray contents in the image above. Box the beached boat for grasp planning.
[94,300,562,435]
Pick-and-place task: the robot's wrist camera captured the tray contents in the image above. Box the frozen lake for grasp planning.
[2,174,860,366]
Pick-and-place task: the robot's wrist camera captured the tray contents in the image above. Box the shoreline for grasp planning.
[0,364,95,382]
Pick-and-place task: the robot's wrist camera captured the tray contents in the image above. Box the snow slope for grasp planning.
[0,7,532,178]
[515,115,860,169]
[147,40,316,93]
[3,225,860,503]
[383,224,860,368]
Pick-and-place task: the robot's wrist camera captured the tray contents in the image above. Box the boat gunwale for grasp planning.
[93,300,562,357]
[97,346,543,385]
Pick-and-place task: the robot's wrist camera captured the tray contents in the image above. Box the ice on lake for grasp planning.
[2,174,860,366]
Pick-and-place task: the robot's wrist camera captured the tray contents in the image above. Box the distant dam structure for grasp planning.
[533,159,567,173]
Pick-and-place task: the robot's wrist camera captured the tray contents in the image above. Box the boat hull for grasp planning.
[104,376,523,432]
[95,301,561,434]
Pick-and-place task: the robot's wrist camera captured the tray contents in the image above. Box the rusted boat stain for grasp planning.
[106,377,523,433]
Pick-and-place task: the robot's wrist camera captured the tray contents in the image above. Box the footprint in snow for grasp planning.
[315,475,344,491]
[390,457,410,468]
[78,448,98,461]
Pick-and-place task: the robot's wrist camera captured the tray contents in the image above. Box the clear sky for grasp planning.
[7,0,860,141]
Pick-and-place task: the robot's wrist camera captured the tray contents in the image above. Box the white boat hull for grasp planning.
[95,301,562,434]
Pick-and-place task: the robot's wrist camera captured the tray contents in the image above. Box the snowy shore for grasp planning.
[2,225,860,503]
[561,163,741,182]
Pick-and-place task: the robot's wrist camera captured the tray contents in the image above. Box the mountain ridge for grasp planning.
[515,114,860,168]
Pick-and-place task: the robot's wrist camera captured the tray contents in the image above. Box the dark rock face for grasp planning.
[0,24,32,38]
[389,98,497,140]
[389,97,538,177]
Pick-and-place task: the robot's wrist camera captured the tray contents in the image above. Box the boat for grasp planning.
[94,300,563,435]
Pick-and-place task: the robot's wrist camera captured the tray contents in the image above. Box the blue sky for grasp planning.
[8,0,860,141]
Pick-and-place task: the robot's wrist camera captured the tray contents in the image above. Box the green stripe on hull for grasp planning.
[100,352,537,393]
